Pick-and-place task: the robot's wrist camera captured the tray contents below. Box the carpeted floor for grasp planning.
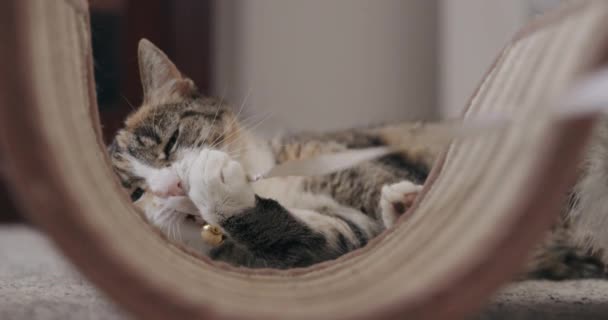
[479,281,608,319]
[0,226,129,320]
[1,225,608,320]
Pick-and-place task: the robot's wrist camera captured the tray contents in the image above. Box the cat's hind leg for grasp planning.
[380,180,423,228]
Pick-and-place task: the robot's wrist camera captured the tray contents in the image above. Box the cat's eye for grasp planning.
[130,187,145,202]
[163,128,179,157]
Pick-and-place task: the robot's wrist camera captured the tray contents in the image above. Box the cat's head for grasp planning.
[108,39,240,203]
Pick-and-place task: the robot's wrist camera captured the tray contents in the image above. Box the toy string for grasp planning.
[251,68,608,181]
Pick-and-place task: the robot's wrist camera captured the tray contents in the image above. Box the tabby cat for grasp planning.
[108,39,606,277]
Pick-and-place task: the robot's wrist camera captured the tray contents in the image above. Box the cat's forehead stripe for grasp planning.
[125,104,154,128]
[114,130,131,149]
[134,126,162,145]
[180,109,224,120]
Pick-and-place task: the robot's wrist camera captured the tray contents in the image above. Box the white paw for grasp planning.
[380,181,423,228]
[186,149,256,225]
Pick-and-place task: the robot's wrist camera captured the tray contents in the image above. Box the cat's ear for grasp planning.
[137,39,198,104]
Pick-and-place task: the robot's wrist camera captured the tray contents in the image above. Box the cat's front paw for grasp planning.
[380,181,422,228]
[187,149,256,225]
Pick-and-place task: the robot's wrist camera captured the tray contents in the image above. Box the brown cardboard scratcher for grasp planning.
[2,1,608,319]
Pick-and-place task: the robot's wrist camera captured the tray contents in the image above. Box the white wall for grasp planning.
[214,1,565,133]
[214,0,438,135]
[439,0,563,116]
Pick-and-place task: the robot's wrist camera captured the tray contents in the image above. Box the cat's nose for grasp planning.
[148,168,186,198]
[167,180,184,197]
[151,180,184,198]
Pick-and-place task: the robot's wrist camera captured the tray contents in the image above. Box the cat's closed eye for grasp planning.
[131,187,145,202]
[163,128,179,158]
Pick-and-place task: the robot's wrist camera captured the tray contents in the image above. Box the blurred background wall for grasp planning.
[440,0,563,116]
[214,0,439,135]
[88,0,564,140]
[1,0,565,222]
[215,1,563,133]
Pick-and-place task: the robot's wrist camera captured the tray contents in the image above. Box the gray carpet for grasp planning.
[2,225,608,320]
[0,225,129,320]
[479,281,608,319]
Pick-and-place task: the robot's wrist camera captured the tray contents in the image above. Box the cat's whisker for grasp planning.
[207,112,258,150]
[169,224,175,241]
[200,88,227,147]
[242,111,273,133]
[213,111,272,149]
[207,89,253,149]
[217,112,274,153]
[165,223,174,241]
[120,94,136,111]
[208,120,254,151]
[207,128,230,151]
[175,217,183,242]
[222,141,256,160]
[161,210,182,242]
[167,217,176,240]
[229,89,251,130]
[174,218,182,241]
[237,110,273,137]
[208,116,252,150]
[216,137,256,160]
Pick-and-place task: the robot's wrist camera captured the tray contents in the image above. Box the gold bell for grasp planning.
[201,224,224,247]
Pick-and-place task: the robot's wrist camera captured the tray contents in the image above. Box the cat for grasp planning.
[109,39,606,277]
[561,117,608,276]
[108,39,428,269]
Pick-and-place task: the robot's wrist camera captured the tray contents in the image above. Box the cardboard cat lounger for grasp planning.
[1,1,608,319]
